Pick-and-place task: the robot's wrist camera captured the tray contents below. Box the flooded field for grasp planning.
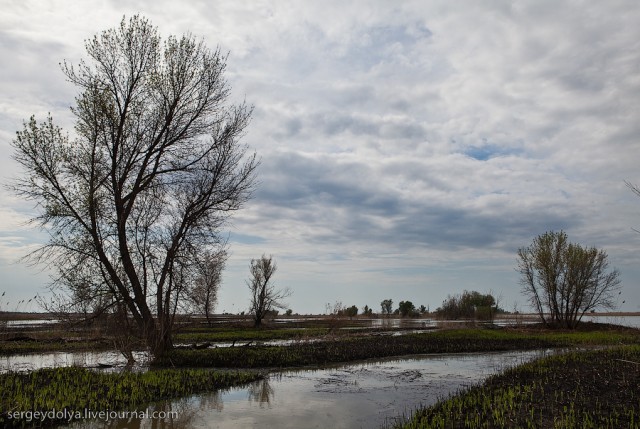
[0,350,150,373]
[3,314,638,428]
[583,314,640,328]
[67,349,554,429]
[2,314,638,374]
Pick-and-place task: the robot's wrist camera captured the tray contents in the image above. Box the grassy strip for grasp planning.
[392,345,640,429]
[156,328,640,368]
[174,327,330,343]
[4,324,633,356]
[431,327,639,346]
[0,340,114,356]
[0,367,262,427]
[155,330,552,368]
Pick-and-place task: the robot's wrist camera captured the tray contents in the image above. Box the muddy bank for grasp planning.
[394,345,640,428]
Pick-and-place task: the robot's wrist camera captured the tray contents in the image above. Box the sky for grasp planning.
[1,1,639,315]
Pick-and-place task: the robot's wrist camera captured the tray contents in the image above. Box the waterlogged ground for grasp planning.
[67,350,555,429]
[4,314,638,373]
[0,350,149,373]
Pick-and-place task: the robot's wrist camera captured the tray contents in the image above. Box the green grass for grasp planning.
[0,367,262,427]
[391,345,640,429]
[430,327,639,346]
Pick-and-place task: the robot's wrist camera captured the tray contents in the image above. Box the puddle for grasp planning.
[0,350,149,373]
[66,349,554,429]
[4,319,58,326]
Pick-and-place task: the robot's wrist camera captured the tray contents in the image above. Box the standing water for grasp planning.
[1,350,149,373]
[68,349,555,429]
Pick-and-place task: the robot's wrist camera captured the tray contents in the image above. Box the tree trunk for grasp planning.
[147,319,173,357]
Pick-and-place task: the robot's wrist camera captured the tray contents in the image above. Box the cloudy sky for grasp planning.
[1,1,639,315]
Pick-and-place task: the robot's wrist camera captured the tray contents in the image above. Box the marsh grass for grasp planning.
[0,340,114,356]
[391,345,640,429]
[157,327,640,368]
[0,367,262,427]
[174,327,330,343]
[155,330,550,368]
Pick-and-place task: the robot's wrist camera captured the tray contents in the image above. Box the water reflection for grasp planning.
[69,379,278,428]
[0,350,149,373]
[247,378,274,407]
[192,390,224,413]
[68,398,200,429]
[66,350,555,429]
[5,315,639,374]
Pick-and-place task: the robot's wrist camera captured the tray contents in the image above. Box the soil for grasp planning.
[406,346,640,428]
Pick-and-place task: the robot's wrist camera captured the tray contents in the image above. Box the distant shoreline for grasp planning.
[2,311,639,321]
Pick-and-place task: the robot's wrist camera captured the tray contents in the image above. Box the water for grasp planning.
[5,319,58,326]
[0,350,149,373]
[3,314,638,373]
[585,314,640,328]
[6,315,636,427]
[66,350,554,429]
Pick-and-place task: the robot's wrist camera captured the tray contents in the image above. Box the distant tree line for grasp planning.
[434,291,502,321]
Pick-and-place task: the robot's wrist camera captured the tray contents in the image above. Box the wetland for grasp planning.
[1,314,640,428]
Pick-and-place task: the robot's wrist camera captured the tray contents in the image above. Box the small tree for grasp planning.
[517,231,621,328]
[398,301,416,317]
[247,255,290,327]
[189,250,226,326]
[436,291,497,320]
[363,305,373,316]
[345,305,358,319]
[380,299,393,316]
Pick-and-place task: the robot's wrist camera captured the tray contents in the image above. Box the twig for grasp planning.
[615,359,640,365]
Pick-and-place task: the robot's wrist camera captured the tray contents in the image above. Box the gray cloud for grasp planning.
[251,150,580,255]
[2,1,640,313]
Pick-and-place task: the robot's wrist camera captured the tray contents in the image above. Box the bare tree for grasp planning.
[9,16,257,356]
[517,231,621,328]
[189,250,226,326]
[247,255,290,327]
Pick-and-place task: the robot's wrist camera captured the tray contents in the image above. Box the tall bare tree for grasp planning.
[9,16,257,356]
[247,255,290,327]
[517,231,621,328]
[189,250,226,326]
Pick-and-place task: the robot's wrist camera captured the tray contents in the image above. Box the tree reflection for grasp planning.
[194,389,224,412]
[247,378,273,407]
[75,399,199,429]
